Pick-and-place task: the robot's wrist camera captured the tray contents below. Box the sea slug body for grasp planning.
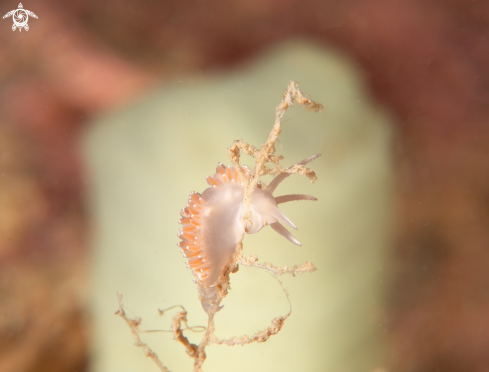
[178,161,317,313]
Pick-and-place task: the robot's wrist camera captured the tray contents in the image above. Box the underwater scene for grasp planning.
[0,1,488,372]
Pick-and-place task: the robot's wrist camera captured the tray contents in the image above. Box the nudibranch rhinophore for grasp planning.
[178,158,318,313]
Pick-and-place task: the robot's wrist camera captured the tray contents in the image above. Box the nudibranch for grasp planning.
[178,160,317,313]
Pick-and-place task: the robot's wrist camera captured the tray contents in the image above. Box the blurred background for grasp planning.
[1,0,489,371]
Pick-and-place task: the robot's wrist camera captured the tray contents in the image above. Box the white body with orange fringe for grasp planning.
[178,160,317,313]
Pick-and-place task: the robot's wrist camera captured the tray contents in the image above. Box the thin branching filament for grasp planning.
[117,81,323,372]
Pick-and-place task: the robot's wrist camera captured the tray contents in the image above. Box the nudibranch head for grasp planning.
[178,162,317,291]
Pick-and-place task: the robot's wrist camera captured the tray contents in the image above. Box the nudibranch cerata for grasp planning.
[178,158,318,313]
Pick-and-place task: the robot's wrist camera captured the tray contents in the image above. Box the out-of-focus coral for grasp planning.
[0,263,87,372]
[0,126,88,372]
[0,128,46,259]
[0,3,155,370]
[85,41,392,372]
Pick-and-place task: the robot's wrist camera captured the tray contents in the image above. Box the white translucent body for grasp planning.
[200,179,312,286]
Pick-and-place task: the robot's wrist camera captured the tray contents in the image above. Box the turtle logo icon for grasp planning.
[3,3,37,32]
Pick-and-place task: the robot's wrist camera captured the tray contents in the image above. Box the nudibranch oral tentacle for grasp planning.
[178,158,318,313]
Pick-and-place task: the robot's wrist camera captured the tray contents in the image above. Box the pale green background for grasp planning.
[83,40,393,372]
